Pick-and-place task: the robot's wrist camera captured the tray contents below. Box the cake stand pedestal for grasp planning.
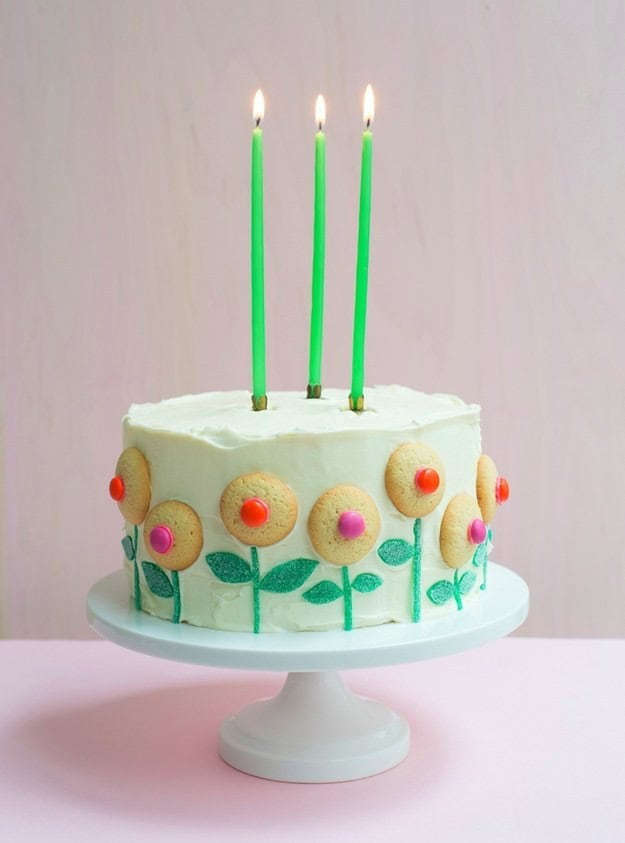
[87,562,528,783]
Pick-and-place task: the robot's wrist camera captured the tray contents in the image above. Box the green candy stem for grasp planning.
[171,570,181,624]
[481,529,492,590]
[132,525,141,611]
[412,518,422,623]
[481,542,488,590]
[251,546,261,634]
[453,569,463,611]
[342,565,353,631]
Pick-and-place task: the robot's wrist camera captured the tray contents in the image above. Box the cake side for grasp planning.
[110,386,503,632]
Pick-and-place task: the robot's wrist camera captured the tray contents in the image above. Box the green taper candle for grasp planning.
[251,89,266,411]
[308,94,327,398]
[349,84,375,412]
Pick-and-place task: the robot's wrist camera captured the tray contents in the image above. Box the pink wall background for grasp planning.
[2,0,624,638]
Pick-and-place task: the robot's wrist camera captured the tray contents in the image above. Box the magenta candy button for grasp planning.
[338,510,366,540]
[150,524,174,554]
[468,518,487,545]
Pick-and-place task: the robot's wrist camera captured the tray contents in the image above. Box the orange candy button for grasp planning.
[415,468,440,495]
[109,475,125,501]
[240,497,269,528]
[496,476,510,504]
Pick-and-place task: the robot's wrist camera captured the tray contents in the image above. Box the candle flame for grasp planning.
[253,89,265,125]
[363,84,374,127]
[315,94,326,130]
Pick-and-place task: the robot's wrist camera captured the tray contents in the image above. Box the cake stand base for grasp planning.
[87,563,528,783]
[219,670,409,782]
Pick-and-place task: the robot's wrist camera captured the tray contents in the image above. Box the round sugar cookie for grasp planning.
[439,492,485,569]
[220,472,298,547]
[385,442,446,518]
[308,485,380,566]
[111,447,151,525]
[476,454,498,523]
[144,500,203,571]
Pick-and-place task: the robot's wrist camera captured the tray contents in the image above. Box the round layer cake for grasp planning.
[109,386,509,632]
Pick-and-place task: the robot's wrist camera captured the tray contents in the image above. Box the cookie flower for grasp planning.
[206,473,316,633]
[141,500,203,623]
[378,442,446,622]
[109,447,151,524]
[427,492,482,611]
[109,446,151,611]
[474,454,510,589]
[304,485,381,631]
[476,454,510,523]
[219,472,298,547]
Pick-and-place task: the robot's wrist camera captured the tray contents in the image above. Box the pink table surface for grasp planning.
[0,638,623,842]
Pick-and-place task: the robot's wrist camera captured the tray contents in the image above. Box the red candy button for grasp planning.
[496,476,510,504]
[415,468,440,495]
[240,497,269,528]
[109,475,125,501]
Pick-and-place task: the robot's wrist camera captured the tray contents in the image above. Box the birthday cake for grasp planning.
[108,86,511,632]
[108,386,509,632]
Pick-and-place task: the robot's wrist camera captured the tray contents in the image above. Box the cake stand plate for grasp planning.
[87,563,528,783]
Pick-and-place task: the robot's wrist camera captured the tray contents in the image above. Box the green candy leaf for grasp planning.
[206,552,252,584]
[458,570,477,595]
[141,561,174,598]
[302,580,343,605]
[472,544,485,567]
[377,538,413,566]
[260,558,318,593]
[351,573,383,594]
[121,535,135,561]
[426,579,455,606]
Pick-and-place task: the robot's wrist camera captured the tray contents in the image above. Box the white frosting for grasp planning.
[122,386,483,631]
[126,386,477,442]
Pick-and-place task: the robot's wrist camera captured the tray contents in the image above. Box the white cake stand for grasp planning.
[87,562,528,783]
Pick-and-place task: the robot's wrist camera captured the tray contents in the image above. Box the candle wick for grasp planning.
[366,118,371,130]
[255,117,261,128]
[318,122,323,132]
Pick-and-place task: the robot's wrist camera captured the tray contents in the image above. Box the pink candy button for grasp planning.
[338,510,366,540]
[468,518,487,545]
[150,524,174,554]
